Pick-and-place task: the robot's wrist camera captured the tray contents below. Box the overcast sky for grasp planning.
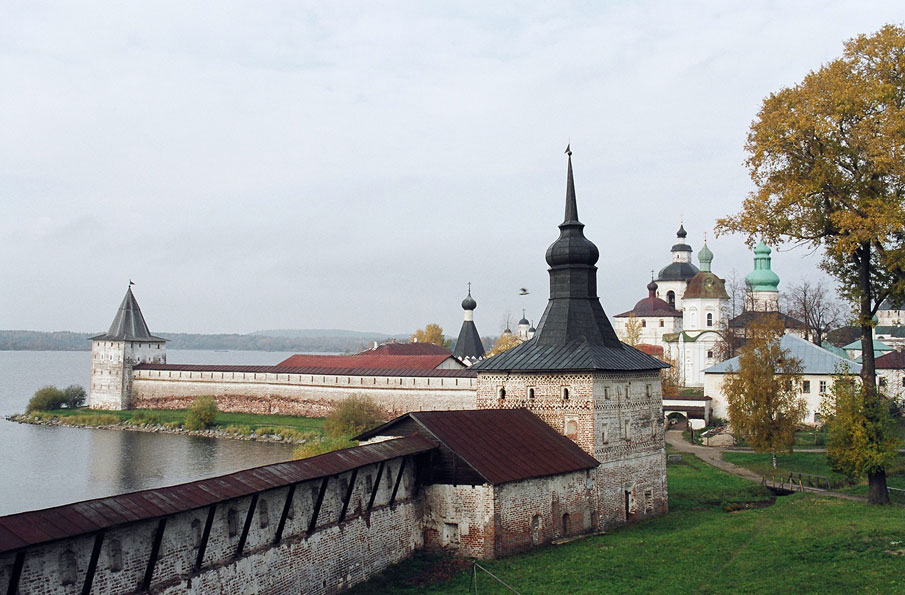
[2,2,901,337]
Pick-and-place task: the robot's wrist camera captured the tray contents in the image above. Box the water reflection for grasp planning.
[0,350,299,516]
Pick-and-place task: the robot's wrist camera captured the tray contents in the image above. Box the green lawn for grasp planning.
[41,407,325,434]
[724,451,905,504]
[349,455,905,595]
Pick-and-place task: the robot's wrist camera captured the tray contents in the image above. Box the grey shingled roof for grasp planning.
[453,320,485,360]
[704,334,861,375]
[472,150,665,373]
[91,287,165,342]
[656,261,699,282]
[473,336,668,372]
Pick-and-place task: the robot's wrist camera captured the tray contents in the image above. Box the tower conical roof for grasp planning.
[91,287,166,342]
[472,148,666,372]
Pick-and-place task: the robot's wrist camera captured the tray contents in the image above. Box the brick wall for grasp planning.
[476,369,668,532]
[0,457,422,595]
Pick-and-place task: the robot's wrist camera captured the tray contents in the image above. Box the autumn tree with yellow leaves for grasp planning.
[717,25,905,503]
[722,316,807,469]
[411,324,451,349]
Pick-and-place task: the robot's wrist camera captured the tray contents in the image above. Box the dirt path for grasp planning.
[664,430,868,503]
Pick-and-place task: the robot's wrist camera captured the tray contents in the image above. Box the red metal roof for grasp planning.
[876,349,905,369]
[277,342,457,370]
[133,363,476,378]
[0,436,437,555]
[358,409,599,484]
[635,343,664,358]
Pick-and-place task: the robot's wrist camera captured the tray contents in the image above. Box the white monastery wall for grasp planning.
[132,370,476,418]
[704,372,845,424]
[0,458,423,595]
[89,341,166,410]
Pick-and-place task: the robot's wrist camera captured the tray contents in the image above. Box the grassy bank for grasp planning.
[349,454,904,594]
[23,407,325,443]
[724,451,905,504]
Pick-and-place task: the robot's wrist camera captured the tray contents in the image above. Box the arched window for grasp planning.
[641,319,646,327]
[706,312,713,327]
[667,291,675,308]
[561,513,571,537]
[498,387,506,400]
[562,387,570,400]
[528,388,535,399]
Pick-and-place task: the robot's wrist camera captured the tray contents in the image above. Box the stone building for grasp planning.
[612,280,682,348]
[471,148,669,529]
[89,287,167,410]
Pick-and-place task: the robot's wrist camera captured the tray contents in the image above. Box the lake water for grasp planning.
[0,350,300,516]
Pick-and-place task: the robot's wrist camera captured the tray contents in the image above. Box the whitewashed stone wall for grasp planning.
[90,341,166,410]
[132,369,477,417]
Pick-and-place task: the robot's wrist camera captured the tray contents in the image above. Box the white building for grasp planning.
[703,334,860,424]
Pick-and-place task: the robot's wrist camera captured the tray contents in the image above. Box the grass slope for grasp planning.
[724,451,905,504]
[349,455,904,594]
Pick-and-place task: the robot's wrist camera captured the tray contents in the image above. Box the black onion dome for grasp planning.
[677,224,687,238]
[647,280,658,293]
[657,261,699,282]
[462,292,477,311]
[544,152,600,268]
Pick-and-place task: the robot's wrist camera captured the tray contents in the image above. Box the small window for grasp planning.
[659,319,664,327]
[707,350,713,359]
[531,514,543,544]
[443,523,460,546]
[624,420,632,439]
[604,387,610,400]
[819,380,828,393]
[706,313,713,327]
[498,387,506,400]
[259,498,269,528]
[562,387,570,400]
[227,508,239,537]
[108,538,123,572]
[641,320,646,328]
[528,387,535,399]
[802,380,811,393]
[645,489,654,514]
[625,383,631,398]
[814,412,822,423]
[561,513,571,537]
[878,377,887,388]
[901,377,905,388]
[191,518,202,546]
[602,423,609,443]
[60,550,78,586]
[667,291,675,308]
[645,384,651,397]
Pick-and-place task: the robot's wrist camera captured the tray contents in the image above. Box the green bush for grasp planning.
[293,437,357,459]
[323,395,385,438]
[128,411,161,426]
[26,386,65,413]
[61,385,86,408]
[184,396,218,430]
[224,425,252,436]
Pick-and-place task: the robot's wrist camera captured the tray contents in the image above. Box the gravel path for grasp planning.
[664,430,868,503]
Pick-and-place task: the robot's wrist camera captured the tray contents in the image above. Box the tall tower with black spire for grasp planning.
[473,146,668,530]
[452,284,486,365]
[89,285,166,410]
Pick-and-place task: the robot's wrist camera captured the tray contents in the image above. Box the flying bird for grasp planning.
[519,288,530,295]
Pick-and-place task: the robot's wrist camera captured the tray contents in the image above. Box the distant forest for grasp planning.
[0,330,408,353]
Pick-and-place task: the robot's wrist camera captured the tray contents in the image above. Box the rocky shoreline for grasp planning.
[6,414,311,445]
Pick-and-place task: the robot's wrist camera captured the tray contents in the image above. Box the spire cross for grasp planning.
[467,281,471,295]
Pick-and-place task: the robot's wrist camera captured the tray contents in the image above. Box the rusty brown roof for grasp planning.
[0,436,437,555]
[357,409,599,485]
[133,363,477,378]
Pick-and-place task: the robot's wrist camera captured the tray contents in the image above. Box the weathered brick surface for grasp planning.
[89,341,166,410]
[476,369,668,531]
[0,458,423,595]
[131,370,476,417]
